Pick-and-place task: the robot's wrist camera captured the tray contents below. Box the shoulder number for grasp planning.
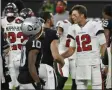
[102,20,109,27]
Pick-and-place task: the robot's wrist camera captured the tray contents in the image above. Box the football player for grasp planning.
[40,11,65,89]
[62,5,107,90]
[38,11,54,29]
[18,17,44,89]
[18,16,65,89]
[1,2,25,89]
[56,20,77,90]
[102,4,112,90]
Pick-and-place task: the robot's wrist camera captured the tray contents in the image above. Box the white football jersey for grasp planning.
[57,20,71,53]
[68,20,106,65]
[1,16,26,51]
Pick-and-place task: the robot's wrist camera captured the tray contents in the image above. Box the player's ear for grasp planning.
[81,14,84,18]
[46,18,51,23]
[57,27,63,33]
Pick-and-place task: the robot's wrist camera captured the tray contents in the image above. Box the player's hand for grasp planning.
[39,78,45,86]
[102,66,108,75]
[60,61,65,68]
[36,79,45,90]
[36,82,42,90]
[3,47,10,56]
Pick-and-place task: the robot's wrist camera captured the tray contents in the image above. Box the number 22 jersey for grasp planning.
[2,16,27,51]
[1,17,27,63]
[68,20,106,65]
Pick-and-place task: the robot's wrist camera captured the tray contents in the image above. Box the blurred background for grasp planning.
[1,0,112,18]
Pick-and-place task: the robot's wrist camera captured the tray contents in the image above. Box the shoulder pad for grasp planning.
[15,18,24,24]
[63,20,68,23]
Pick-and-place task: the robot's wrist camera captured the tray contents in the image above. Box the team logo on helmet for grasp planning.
[27,25,33,31]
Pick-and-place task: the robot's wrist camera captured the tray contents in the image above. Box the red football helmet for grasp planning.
[19,8,34,19]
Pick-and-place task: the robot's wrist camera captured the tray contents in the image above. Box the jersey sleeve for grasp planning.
[15,17,24,24]
[102,20,112,30]
[67,26,76,47]
[94,21,104,35]
[67,26,76,40]
[51,30,59,40]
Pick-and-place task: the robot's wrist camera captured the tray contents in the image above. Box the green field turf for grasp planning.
[64,76,72,89]
[64,76,92,90]
[12,76,92,90]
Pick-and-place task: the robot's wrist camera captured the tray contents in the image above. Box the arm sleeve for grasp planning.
[94,21,104,35]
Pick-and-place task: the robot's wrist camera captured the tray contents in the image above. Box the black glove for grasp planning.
[34,79,45,90]
[40,78,45,86]
[32,82,43,90]
[36,82,42,90]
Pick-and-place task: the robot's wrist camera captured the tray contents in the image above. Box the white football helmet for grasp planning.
[21,16,44,36]
[4,2,18,17]
[56,20,64,29]
[56,20,71,32]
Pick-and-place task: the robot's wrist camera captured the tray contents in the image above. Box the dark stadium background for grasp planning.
[1,0,112,18]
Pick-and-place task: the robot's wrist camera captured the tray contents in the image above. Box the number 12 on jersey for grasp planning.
[76,34,92,52]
